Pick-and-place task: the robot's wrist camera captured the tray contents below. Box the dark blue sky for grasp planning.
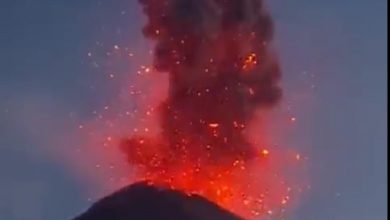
[0,0,387,219]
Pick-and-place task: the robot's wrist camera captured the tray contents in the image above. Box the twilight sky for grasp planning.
[0,0,387,220]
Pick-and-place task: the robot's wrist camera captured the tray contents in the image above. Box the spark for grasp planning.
[249,88,255,95]
[262,149,270,156]
[242,53,258,71]
[208,123,220,128]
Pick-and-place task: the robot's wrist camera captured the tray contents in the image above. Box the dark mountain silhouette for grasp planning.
[74,182,243,220]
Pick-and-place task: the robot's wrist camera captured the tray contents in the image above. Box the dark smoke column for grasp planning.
[125,0,281,171]
[122,0,284,216]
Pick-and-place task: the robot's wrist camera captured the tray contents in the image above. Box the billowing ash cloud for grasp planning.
[122,0,282,197]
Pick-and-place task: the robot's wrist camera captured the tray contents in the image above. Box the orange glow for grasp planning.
[262,149,270,156]
[70,48,307,219]
[208,123,220,128]
[242,53,258,71]
[120,130,305,219]
[73,5,308,217]
[126,144,295,218]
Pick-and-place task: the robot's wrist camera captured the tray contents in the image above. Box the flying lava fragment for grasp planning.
[120,0,299,218]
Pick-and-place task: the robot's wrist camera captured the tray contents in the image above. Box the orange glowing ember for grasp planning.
[208,123,220,128]
[242,53,258,71]
[261,149,270,156]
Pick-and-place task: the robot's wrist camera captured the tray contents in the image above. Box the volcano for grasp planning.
[74,182,242,220]
[75,0,303,218]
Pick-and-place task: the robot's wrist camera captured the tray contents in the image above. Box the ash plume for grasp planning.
[123,0,281,169]
[120,2,284,216]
